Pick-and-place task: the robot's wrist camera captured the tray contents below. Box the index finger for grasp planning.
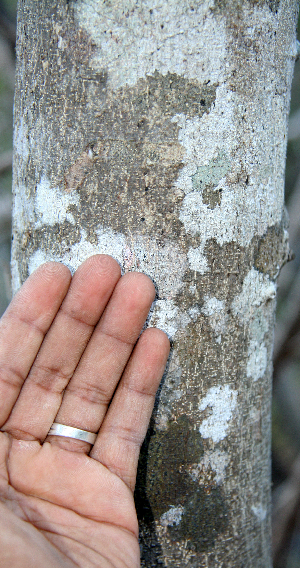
[0,262,71,426]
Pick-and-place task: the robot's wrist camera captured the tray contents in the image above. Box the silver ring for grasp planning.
[48,423,97,445]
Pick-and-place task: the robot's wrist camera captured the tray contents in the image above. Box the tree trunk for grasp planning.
[12,1,298,566]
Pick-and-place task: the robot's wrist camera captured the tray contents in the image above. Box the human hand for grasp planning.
[0,255,170,568]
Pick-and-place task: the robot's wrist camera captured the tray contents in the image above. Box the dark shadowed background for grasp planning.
[0,2,299,566]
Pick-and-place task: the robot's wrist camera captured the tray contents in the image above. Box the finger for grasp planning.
[0,263,71,427]
[90,328,170,491]
[3,255,121,440]
[46,272,156,453]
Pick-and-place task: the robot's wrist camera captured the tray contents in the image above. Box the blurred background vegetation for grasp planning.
[0,2,299,566]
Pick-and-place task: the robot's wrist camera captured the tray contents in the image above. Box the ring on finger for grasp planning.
[48,423,97,445]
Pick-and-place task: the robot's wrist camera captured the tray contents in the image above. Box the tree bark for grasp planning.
[12,1,298,566]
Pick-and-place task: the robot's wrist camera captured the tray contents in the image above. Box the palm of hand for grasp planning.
[0,434,139,567]
[0,256,169,568]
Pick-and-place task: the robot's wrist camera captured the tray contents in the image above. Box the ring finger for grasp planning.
[46,271,156,452]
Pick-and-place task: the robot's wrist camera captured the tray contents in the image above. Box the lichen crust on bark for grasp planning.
[12,0,299,566]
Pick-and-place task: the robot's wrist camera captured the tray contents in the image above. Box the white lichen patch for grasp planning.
[172,85,236,185]
[191,151,230,191]
[160,505,185,528]
[199,384,238,443]
[74,0,226,89]
[232,268,276,320]
[28,228,189,338]
[251,504,267,522]
[35,176,80,228]
[13,175,80,238]
[187,245,209,274]
[121,233,188,299]
[232,268,276,381]
[249,407,261,424]
[27,229,122,276]
[246,341,268,382]
[28,249,49,275]
[201,296,227,337]
[179,177,282,249]
[29,226,186,286]
[13,184,35,233]
[174,76,285,270]
[10,258,22,293]
[188,305,201,322]
[14,117,29,161]
[148,299,191,339]
[190,449,229,485]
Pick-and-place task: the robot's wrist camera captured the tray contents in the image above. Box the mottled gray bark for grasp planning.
[12,1,298,566]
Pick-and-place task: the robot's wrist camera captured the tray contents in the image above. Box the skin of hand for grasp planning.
[0,255,170,568]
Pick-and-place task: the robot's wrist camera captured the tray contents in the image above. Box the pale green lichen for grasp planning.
[192,151,230,192]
